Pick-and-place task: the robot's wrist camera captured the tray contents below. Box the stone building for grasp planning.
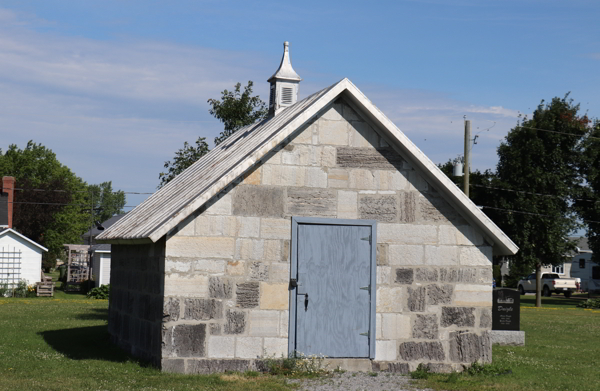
[97,42,518,374]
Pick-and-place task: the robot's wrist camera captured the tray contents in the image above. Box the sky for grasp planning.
[0,0,598,212]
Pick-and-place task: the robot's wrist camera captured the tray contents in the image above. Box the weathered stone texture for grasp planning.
[184,299,222,320]
[249,262,269,281]
[210,323,221,335]
[337,190,358,219]
[427,284,454,305]
[395,268,414,284]
[209,277,233,299]
[287,187,336,217]
[415,268,438,282]
[441,307,476,327]
[413,314,438,339]
[377,243,388,265]
[163,298,180,322]
[407,286,426,312]
[188,359,250,374]
[440,267,478,283]
[479,308,492,328]
[399,341,445,361]
[372,362,410,374]
[359,196,398,222]
[236,282,259,308]
[388,244,424,265]
[232,185,284,217]
[161,359,185,373]
[224,310,246,334]
[449,331,491,363]
[336,147,404,169]
[260,283,289,310]
[172,324,206,357]
[249,310,280,337]
[399,192,417,223]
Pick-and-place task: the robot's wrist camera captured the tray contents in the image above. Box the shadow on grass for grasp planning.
[75,308,109,321]
[39,325,131,362]
[520,295,584,308]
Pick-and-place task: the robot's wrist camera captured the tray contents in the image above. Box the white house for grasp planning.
[0,228,48,287]
[90,244,112,287]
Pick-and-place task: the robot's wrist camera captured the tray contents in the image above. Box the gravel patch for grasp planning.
[286,372,435,391]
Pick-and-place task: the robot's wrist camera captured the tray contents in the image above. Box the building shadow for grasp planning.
[75,308,109,321]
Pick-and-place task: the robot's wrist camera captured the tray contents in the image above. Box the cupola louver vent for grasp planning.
[281,87,293,105]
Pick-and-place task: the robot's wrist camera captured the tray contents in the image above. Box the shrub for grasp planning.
[87,284,110,299]
[577,298,600,309]
[410,363,430,379]
[263,351,328,377]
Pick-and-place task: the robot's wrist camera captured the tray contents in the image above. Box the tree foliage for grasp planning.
[88,181,126,222]
[208,81,268,146]
[158,137,210,188]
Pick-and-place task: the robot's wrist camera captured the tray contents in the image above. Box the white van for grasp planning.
[570,253,600,293]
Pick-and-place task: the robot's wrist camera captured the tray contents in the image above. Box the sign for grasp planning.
[492,288,520,331]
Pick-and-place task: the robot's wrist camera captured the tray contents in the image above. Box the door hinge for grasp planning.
[360,235,372,244]
[359,285,370,292]
[360,331,369,337]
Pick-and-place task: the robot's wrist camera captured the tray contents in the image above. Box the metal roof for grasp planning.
[97,78,519,256]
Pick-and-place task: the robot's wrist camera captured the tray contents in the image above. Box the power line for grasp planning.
[516,126,600,141]
[479,205,600,224]
[7,201,138,208]
[2,187,154,195]
[471,184,600,204]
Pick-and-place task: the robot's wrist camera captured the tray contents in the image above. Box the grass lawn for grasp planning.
[0,293,291,391]
[419,294,600,391]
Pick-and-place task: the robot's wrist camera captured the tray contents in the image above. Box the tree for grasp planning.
[158,81,268,188]
[492,95,586,307]
[158,137,210,188]
[88,181,126,222]
[208,81,268,146]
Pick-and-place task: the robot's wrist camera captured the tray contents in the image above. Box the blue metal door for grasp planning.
[292,219,375,358]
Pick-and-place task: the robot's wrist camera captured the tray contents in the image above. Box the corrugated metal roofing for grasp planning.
[97,82,337,242]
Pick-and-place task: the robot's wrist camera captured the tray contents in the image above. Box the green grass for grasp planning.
[0,296,292,391]
[419,295,600,391]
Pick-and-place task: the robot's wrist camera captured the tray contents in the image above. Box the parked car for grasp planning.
[517,272,578,298]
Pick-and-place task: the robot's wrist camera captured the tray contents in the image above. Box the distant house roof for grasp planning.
[0,228,48,252]
[97,78,519,256]
[569,236,591,253]
[90,243,111,253]
[82,214,127,240]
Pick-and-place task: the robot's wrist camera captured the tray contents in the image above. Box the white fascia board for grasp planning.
[147,79,349,242]
[340,80,518,256]
[0,228,48,252]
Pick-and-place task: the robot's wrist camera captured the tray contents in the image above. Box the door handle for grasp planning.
[303,293,309,311]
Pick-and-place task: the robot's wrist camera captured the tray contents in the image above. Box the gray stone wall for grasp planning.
[108,239,166,366]
[161,98,493,373]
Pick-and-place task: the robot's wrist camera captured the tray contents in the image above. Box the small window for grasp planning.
[552,264,564,274]
[579,259,586,269]
[281,87,293,105]
[592,266,600,280]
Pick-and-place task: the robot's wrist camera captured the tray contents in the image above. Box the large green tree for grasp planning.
[159,81,268,188]
[88,181,126,222]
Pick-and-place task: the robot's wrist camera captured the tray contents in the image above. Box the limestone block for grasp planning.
[454,284,493,306]
[260,283,289,310]
[282,240,290,263]
[260,218,291,240]
[282,144,319,166]
[163,297,180,322]
[375,313,382,339]
[174,217,195,236]
[371,362,410,374]
[263,240,282,261]
[167,236,235,259]
[207,336,235,358]
[161,359,185,373]
[479,308,492,328]
[349,169,376,190]
[280,310,289,338]
[164,274,209,298]
[449,331,491,363]
[337,190,358,219]
[235,239,264,261]
[424,246,459,266]
[381,313,411,339]
[210,277,233,299]
[249,262,269,281]
[165,259,192,273]
[242,166,262,185]
[262,165,306,187]
[377,266,391,285]
[398,341,445,361]
[287,188,336,217]
[191,259,224,274]
[349,121,379,148]
[375,340,397,361]
[479,268,493,284]
[320,146,337,167]
[395,268,414,284]
[195,216,233,237]
[441,307,475,327]
[224,309,246,334]
[293,122,315,144]
[227,260,245,276]
[415,268,439,282]
[376,171,408,191]
[269,263,290,283]
[234,217,261,238]
[407,286,426,312]
[337,147,403,169]
[232,186,284,218]
[204,193,232,216]
[413,314,439,339]
[304,167,328,188]
[377,243,388,265]
[321,103,344,121]
[236,337,263,359]
[398,192,417,223]
[264,338,288,358]
[427,284,453,305]
[237,282,259,308]
[439,267,478,283]
[379,224,437,245]
[187,359,250,374]
[489,330,525,346]
[439,225,484,246]
[327,168,349,188]
[319,120,349,145]
[184,299,223,320]
[172,324,206,357]
[210,323,221,335]
[388,244,424,266]
[249,310,280,337]
[359,195,398,223]
[406,170,429,192]
[376,287,404,312]
[460,247,492,266]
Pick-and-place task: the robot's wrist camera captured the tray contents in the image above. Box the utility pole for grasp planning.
[463,119,471,197]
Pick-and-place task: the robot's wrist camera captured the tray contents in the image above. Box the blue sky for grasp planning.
[0,0,598,211]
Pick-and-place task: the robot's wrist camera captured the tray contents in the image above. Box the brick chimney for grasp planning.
[1,176,15,229]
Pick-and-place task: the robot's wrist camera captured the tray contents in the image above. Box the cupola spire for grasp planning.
[268,41,301,116]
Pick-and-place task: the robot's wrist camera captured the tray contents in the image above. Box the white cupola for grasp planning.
[268,41,302,116]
